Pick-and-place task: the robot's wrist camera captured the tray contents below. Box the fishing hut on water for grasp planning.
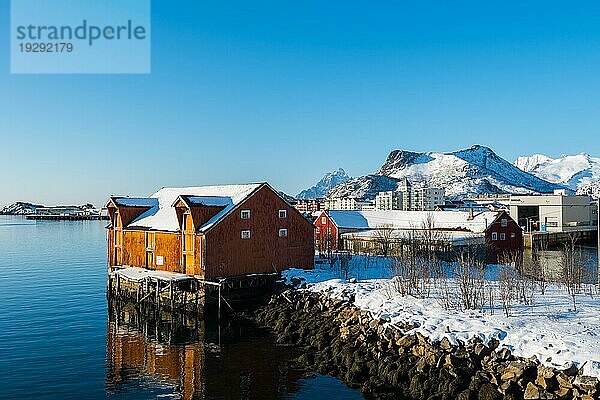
[105,183,315,313]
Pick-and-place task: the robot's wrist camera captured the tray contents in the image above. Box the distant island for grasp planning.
[0,202,105,219]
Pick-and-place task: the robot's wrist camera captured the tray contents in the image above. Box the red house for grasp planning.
[106,183,314,280]
[314,209,523,262]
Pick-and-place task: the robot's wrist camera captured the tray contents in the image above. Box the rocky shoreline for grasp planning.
[255,289,599,400]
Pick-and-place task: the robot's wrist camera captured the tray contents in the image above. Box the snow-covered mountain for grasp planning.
[329,145,563,200]
[514,154,553,173]
[514,153,600,191]
[297,168,351,199]
[326,174,401,200]
[0,202,43,215]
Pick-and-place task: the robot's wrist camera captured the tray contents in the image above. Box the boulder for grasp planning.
[524,382,541,399]
[573,375,598,394]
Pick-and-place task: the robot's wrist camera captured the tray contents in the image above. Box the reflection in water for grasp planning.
[106,301,205,399]
[105,301,364,400]
[522,246,599,283]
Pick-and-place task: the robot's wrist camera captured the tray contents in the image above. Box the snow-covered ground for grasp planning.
[283,256,600,378]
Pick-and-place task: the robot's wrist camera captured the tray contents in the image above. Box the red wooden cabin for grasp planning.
[106,183,314,279]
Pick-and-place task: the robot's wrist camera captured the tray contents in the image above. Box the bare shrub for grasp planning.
[560,233,589,311]
[373,223,394,256]
[437,275,460,310]
[498,265,517,317]
[531,240,549,295]
[486,280,496,315]
[388,240,434,298]
[318,230,336,259]
[336,252,353,280]
[499,250,535,306]
[454,249,486,311]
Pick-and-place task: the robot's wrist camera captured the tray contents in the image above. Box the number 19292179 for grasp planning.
[19,42,73,52]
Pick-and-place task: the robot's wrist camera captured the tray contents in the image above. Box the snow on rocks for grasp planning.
[283,257,600,379]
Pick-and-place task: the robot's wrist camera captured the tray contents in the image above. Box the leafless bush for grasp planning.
[498,265,517,317]
[318,231,336,259]
[531,240,549,295]
[486,280,496,315]
[373,223,394,257]
[388,243,434,298]
[499,250,535,306]
[560,233,589,311]
[454,250,486,310]
[335,252,353,280]
[437,275,461,310]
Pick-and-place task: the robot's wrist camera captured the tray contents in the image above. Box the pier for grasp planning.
[26,214,109,221]
[107,266,278,316]
[524,229,598,249]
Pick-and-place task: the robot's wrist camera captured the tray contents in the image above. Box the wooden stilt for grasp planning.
[169,283,174,310]
[156,280,160,307]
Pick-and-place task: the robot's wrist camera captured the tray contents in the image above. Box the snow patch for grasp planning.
[284,256,600,378]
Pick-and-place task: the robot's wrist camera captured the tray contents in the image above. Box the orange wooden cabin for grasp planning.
[106,183,314,279]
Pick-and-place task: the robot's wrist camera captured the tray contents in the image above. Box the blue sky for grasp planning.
[1,1,600,206]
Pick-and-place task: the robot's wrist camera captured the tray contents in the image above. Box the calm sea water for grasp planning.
[0,216,362,400]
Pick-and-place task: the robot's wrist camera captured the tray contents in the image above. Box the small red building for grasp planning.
[106,183,314,280]
[314,209,523,262]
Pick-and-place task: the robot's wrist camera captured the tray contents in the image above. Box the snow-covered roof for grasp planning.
[112,197,158,208]
[180,195,233,208]
[324,210,502,233]
[128,184,262,232]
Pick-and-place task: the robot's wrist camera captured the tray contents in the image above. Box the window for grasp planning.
[279,228,288,237]
[321,216,326,224]
[511,232,516,238]
[279,209,287,218]
[491,232,497,241]
[241,210,251,219]
[241,230,251,239]
[500,233,506,241]
[501,219,507,227]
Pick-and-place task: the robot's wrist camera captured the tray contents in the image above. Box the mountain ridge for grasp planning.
[297,168,350,199]
[323,145,565,200]
[514,153,600,191]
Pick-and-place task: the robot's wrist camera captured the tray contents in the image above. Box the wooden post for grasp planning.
[156,280,160,307]
[218,284,221,323]
[169,283,174,310]
[116,274,120,298]
[107,275,113,296]
[218,283,222,347]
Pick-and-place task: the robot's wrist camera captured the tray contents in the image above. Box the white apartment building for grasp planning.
[375,191,403,210]
[374,187,445,211]
[409,188,445,211]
